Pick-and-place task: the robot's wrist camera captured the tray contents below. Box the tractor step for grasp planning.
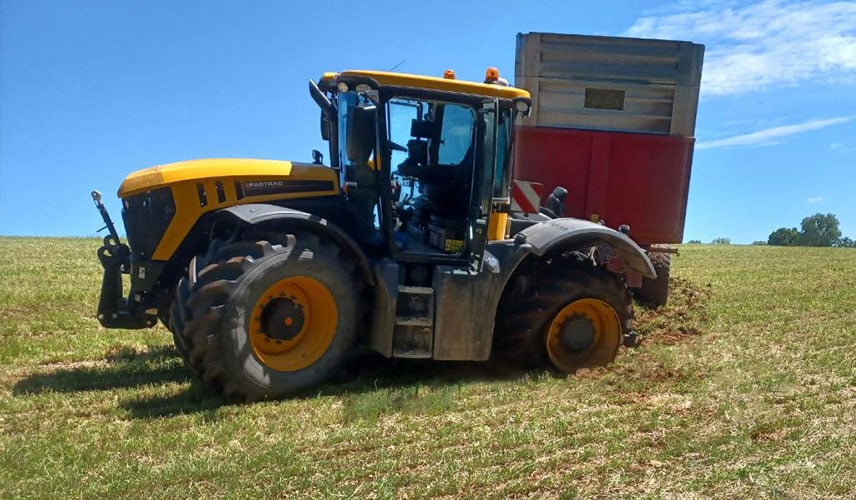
[392,286,435,358]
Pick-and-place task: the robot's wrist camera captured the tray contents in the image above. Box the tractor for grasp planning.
[92,69,655,401]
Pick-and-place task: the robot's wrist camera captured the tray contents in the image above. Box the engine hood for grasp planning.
[118,158,295,197]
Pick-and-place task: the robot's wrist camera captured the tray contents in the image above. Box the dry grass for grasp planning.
[0,238,854,498]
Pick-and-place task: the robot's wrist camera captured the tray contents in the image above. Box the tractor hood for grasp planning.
[118,158,295,197]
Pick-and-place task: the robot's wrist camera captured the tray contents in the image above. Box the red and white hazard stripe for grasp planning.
[511,180,543,214]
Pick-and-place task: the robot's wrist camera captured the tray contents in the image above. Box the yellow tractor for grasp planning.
[92,69,655,400]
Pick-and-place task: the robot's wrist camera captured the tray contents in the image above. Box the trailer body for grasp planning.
[514,32,704,245]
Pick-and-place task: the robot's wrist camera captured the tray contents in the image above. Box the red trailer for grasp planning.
[513,33,704,306]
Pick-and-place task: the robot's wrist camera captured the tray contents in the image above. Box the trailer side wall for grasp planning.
[514,32,704,244]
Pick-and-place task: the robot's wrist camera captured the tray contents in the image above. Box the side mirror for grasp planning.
[310,79,336,142]
[320,112,331,141]
[514,97,532,118]
[346,105,376,164]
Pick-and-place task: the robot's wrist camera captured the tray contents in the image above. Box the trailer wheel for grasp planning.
[496,263,632,372]
[635,244,671,308]
[181,235,360,401]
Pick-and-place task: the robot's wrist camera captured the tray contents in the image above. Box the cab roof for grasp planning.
[324,70,531,100]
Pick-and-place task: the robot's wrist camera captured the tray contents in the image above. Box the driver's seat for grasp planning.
[397,119,434,177]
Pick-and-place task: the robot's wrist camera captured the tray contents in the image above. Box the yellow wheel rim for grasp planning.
[545,298,620,372]
[248,276,338,372]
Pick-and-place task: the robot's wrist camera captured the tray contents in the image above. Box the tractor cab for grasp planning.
[313,70,531,273]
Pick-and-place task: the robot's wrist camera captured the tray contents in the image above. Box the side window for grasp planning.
[494,116,508,197]
[387,98,420,170]
[336,92,358,169]
[384,97,479,256]
[438,104,474,165]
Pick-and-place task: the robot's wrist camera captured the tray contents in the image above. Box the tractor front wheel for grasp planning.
[178,235,360,401]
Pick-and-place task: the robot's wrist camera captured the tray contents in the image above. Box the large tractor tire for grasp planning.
[158,306,174,333]
[169,279,196,373]
[635,244,671,308]
[176,234,360,401]
[158,300,195,370]
[496,262,632,373]
[168,239,227,375]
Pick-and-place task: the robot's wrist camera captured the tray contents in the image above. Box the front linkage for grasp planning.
[91,190,157,329]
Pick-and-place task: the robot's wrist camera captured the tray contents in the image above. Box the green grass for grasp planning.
[1,237,854,498]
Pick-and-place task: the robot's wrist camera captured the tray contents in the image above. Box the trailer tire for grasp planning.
[181,235,360,401]
[496,262,632,373]
[635,244,671,308]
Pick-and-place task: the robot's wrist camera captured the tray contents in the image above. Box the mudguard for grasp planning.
[518,218,656,278]
[215,203,374,284]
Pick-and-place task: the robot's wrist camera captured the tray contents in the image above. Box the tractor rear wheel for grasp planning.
[179,234,360,401]
[496,263,632,373]
[635,244,671,308]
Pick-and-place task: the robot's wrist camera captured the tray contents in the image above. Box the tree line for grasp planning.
[768,213,855,247]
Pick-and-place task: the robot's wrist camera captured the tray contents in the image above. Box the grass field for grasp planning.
[1,237,854,498]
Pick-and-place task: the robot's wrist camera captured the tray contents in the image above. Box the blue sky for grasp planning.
[1,0,854,243]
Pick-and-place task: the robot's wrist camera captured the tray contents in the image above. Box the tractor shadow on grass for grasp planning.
[12,345,191,396]
[12,345,230,418]
[9,343,533,420]
[319,354,545,424]
[120,352,537,419]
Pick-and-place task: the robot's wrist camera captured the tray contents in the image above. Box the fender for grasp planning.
[215,203,375,285]
[517,217,656,278]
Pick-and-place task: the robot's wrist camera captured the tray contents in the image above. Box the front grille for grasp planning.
[122,187,176,259]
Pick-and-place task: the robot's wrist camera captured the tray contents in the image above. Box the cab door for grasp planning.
[466,98,499,270]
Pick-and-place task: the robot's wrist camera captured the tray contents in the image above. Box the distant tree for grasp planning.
[768,227,800,246]
[767,213,850,247]
[751,241,767,245]
[686,240,702,244]
[835,236,856,248]
[799,213,842,247]
[711,237,731,245]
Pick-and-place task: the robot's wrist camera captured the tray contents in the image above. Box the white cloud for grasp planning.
[695,116,852,149]
[830,142,856,153]
[624,0,856,96]
[806,196,825,203]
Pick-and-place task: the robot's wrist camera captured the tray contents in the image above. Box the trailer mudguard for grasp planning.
[215,203,374,284]
[517,218,656,278]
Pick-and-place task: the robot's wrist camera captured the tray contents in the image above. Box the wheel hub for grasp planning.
[559,317,596,352]
[545,297,622,373]
[259,297,305,341]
